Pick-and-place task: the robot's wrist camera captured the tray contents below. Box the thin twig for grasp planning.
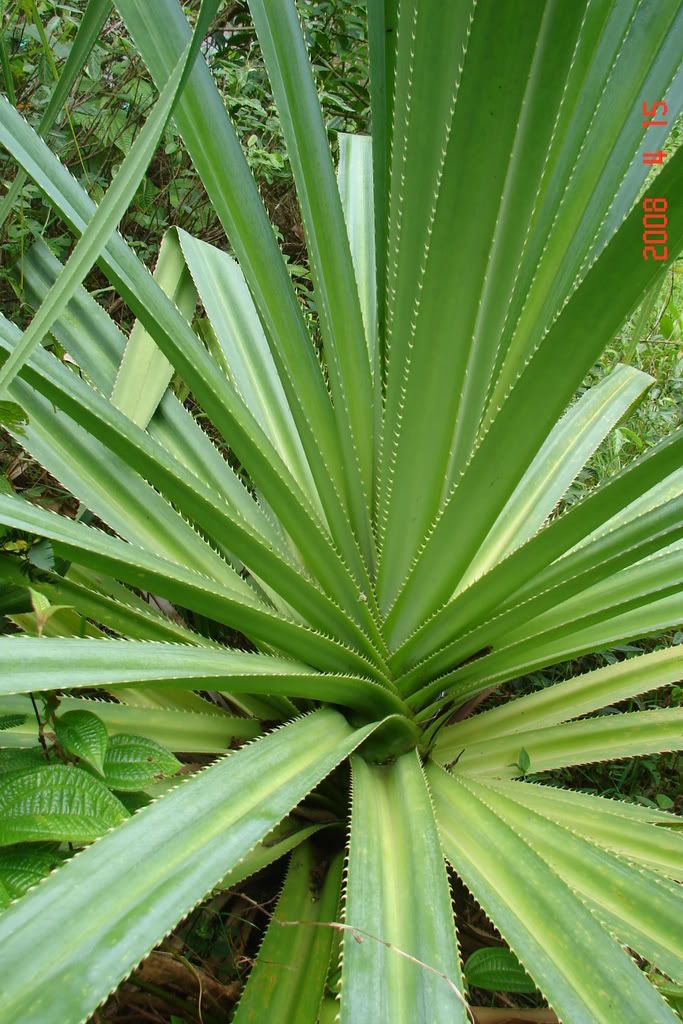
[29,693,49,759]
[275,918,477,1023]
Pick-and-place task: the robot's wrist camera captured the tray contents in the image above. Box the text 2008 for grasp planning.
[641,100,668,261]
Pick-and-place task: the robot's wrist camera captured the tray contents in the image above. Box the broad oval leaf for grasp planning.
[0,845,62,899]
[100,733,181,792]
[0,747,46,777]
[55,709,109,775]
[464,946,536,995]
[0,764,128,845]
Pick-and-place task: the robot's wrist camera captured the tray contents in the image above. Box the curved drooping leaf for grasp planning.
[481,780,683,882]
[428,594,683,718]
[0,498,388,683]
[392,433,683,682]
[55,709,109,775]
[0,764,128,845]
[0,636,405,719]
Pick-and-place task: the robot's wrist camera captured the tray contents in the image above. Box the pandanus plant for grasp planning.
[0,0,682,1021]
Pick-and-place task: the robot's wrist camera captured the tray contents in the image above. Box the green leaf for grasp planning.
[0,693,261,754]
[474,777,683,984]
[0,710,378,1024]
[111,228,196,428]
[0,498,389,685]
[0,748,46,777]
[0,318,246,595]
[464,947,536,995]
[0,715,26,731]
[429,765,678,1024]
[516,749,531,777]
[18,242,277,553]
[0,401,28,428]
[0,323,384,658]
[115,0,370,580]
[178,229,317,507]
[0,844,62,899]
[26,539,54,572]
[100,733,180,791]
[0,763,128,845]
[378,1,564,597]
[384,136,683,641]
[478,780,683,882]
[25,565,217,646]
[0,636,405,720]
[447,709,683,778]
[246,0,375,564]
[233,842,343,1024]
[0,14,16,107]
[318,997,340,1024]
[54,709,109,775]
[393,483,683,695]
[456,364,653,591]
[217,818,326,891]
[419,581,683,717]
[341,752,467,1024]
[435,645,683,755]
[0,4,681,1019]
[338,133,377,376]
[366,0,397,354]
[29,589,50,616]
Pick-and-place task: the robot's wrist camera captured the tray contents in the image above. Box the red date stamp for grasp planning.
[641,100,668,261]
